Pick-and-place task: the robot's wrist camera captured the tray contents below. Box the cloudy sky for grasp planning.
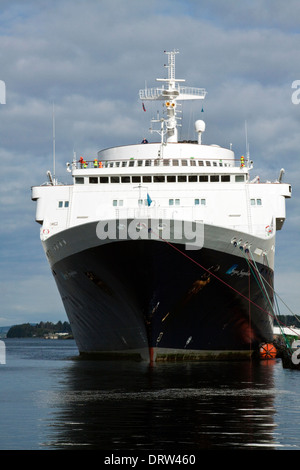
[0,0,299,327]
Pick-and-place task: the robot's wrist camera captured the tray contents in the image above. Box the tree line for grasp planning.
[7,321,72,338]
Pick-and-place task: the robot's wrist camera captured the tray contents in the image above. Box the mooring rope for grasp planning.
[240,249,293,351]
[154,231,299,344]
[155,233,275,319]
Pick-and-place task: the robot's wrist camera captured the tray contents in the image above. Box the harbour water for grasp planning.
[1,338,300,451]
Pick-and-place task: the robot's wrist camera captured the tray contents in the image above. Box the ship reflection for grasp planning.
[43,358,278,450]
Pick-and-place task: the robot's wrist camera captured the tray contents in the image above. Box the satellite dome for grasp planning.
[195,120,206,133]
[195,120,206,144]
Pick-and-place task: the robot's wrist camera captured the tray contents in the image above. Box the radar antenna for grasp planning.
[139,50,207,144]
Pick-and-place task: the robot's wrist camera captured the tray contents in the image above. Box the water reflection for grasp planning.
[41,358,278,450]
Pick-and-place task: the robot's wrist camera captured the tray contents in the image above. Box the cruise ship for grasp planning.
[31,50,291,362]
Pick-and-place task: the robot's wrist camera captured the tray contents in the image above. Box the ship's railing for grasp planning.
[74,157,243,170]
[139,86,207,100]
[139,87,164,100]
[179,86,207,98]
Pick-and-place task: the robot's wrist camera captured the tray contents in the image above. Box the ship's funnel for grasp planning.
[195,119,206,144]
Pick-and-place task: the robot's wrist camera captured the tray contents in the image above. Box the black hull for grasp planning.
[50,238,274,361]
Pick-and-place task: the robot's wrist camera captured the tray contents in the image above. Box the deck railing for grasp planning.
[74,157,242,170]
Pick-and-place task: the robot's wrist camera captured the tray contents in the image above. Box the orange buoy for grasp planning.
[260,343,277,359]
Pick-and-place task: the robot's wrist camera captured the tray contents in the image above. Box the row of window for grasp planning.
[113,199,207,206]
[168,198,207,206]
[75,174,245,185]
[58,197,262,208]
[80,158,233,169]
[58,201,69,208]
[251,198,262,205]
[58,198,262,209]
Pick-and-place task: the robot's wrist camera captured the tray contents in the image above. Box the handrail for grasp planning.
[139,86,207,100]
[74,156,243,170]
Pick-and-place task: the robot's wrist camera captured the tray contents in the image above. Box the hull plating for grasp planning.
[50,238,274,361]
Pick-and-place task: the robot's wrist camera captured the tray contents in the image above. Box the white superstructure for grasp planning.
[32,147,290,239]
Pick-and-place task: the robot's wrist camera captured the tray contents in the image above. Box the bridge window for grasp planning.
[154,175,165,183]
[188,175,197,182]
[167,175,176,182]
[235,175,245,182]
[121,176,130,183]
[143,176,152,183]
[199,175,208,182]
[75,177,84,184]
[221,175,230,182]
[132,176,141,183]
[100,177,109,183]
[89,177,98,184]
[111,176,120,183]
[210,175,219,182]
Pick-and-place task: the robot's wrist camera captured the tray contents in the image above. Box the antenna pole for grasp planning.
[52,103,56,182]
[245,120,250,167]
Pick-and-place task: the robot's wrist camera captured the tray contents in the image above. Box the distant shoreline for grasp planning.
[4,321,73,339]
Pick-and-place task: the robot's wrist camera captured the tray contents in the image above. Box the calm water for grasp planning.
[1,338,300,451]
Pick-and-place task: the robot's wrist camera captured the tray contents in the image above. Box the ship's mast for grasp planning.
[156,50,184,143]
[139,50,207,144]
